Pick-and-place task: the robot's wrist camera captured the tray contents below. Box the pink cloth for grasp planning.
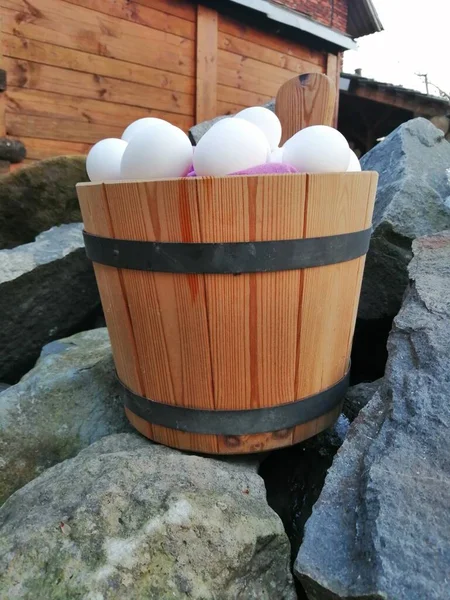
[186,163,298,177]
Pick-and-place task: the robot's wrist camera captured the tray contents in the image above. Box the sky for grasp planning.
[343,0,450,98]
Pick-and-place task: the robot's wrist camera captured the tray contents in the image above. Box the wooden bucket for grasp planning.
[77,172,377,454]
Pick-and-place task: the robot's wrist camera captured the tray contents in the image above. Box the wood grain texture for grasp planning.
[218,30,323,73]
[3,34,195,95]
[218,13,324,66]
[292,173,376,443]
[77,173,377,454]
[135,0,196,22]
[6,112,123,143]
[218,49,323,99]
[19,136,91,159]
[4,58,194,116]
[63,0,196,40]
[6,88,193,132]
[77,183,148,414]
[0,1,195,76]
[276,73,336,144]
[217,100,245,116]
[217,84,272,110]
[196,5,218,122]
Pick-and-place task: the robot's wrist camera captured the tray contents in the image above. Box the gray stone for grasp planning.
[343,379,381,422]
[0,137,26,163]
[188,114,227,145]
[188,100,275,145]
[0,328,132,505]
[359,117,450,320]
[295,230,450,600]
[0,223,100,382]
[0,155,88,249]
[0,433,296,599]
[261,414,350,568]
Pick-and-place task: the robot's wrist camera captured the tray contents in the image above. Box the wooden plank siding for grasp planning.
[0,0,196,161]
[0,0,339,164]
[217,13,332,116]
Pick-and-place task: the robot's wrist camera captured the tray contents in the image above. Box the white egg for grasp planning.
[283,125,350,173]
[193,118,270,176]
[269,147,284,163]
[86,138,128,182]
[121,117,172,143]
[120,122,193,180]
[234,107,282,150]
[347,149,361,172]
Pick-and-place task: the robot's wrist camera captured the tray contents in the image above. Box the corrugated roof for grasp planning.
[341,73,450,106]
[347,0,383,38]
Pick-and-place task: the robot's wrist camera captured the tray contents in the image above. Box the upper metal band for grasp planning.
[83,228,371,274]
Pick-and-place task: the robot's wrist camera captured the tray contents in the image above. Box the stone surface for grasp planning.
[188,100,275,144]
[359,118,450,320]
[0,155,87,249]
[260,414,350,600]
[0,137,26,163]
[0,328,132,505]
[188,114,227,145]
[343,379,381,422]
[295,230,450,600]
[0,223,100,382]
[0,433,296,599]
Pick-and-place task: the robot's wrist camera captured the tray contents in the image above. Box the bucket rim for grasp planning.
[76,171,378,188]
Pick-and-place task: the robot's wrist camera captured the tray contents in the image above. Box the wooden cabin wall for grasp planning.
[0,0,340,166]
[216,13,328,115]
[0,0,197,162]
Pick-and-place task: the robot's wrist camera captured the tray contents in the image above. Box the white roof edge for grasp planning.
[362,0,383,33]
[226,0,358,50]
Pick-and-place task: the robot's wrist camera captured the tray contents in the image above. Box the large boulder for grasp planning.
[0,155,87,249]
[359,118,450,320]
[0,328,132,505]
[295,230,450,600]
[0,223,100,382]
[0,433,296,599]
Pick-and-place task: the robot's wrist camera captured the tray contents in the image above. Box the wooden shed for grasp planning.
[0,0,382,167]
[339,72,450,156]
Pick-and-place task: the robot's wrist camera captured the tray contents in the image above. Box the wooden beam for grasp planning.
[196,5,218,122]
[326,52,340,127]
[0,19,5,137]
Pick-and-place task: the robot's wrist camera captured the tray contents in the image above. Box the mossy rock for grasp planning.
[0,434,296,599]
[0,155,88,249]
[0,329,132,505]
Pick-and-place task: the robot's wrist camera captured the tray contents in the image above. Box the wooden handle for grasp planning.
[275,73,336,144]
